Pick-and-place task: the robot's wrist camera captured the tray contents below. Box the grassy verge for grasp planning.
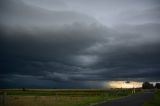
[67,91,143,106]
[65,89,138,106]
[144,90,160,106]
[65,94,120,106]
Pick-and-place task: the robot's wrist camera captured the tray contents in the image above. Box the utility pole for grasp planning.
[133,82,135,94]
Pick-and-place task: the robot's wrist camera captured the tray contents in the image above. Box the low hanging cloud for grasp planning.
[0,0,160,88]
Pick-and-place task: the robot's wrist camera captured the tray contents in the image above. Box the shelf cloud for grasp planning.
[0,0,160,88]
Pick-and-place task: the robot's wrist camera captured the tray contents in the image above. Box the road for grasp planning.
[94,92,154,106]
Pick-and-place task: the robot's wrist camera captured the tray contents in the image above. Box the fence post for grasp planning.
[2,92,7,105]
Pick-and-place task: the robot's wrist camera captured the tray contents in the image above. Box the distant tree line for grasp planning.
[142,82,160,89]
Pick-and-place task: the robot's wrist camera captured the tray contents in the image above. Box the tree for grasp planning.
[155,83,160,89]
[142,82,154,89]
[22,88,26,91]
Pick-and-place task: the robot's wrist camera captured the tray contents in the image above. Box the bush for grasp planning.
[142,82,154,89]
[155,83,160,89]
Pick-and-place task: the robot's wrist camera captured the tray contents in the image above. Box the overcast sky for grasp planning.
[0,0,160,88]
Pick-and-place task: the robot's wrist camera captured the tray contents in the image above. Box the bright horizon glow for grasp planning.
[107,81,143,88]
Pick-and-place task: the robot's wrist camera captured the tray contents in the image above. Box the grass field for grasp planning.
[144,90,160,106]
[0,89,139,106]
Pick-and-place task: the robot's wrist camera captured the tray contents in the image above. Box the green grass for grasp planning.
[144,90,160,106]
[0,89,135,96]
[0,89,139,106]
[65,94,119,106]
[66,89,141,106]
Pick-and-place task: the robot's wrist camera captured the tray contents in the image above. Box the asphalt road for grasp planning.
[94,92,154,106]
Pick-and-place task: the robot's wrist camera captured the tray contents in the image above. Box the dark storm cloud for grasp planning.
[65,0,160,26]
[0,0,96,27]
[0,0,160,88]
